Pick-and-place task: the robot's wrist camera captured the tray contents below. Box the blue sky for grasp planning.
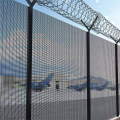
[15,0,120,29]
[84,0,120,29]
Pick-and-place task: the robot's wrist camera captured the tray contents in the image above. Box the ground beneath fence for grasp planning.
[0,87,117,120]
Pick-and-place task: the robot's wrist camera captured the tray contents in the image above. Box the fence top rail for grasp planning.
[36,0,120,42]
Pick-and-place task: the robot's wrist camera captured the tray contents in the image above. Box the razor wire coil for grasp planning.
[37,0,120,42]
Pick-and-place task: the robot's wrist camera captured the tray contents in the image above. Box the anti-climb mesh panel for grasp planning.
[31,10,87,120]
[90,34,116,120]
[118,45,120,112]
[0,0,27,120]
[0,0,118,120]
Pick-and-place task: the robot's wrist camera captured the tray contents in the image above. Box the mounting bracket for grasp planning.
[26,0,37,7]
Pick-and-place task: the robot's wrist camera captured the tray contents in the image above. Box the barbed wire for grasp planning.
[36,0,120,42]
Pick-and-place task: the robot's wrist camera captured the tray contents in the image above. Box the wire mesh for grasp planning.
[37,0,120,42]
[90,34,116,120]
[0,0,120,120]
[31,9,87,120]
[118,45,120,114]
[0,0,28,120]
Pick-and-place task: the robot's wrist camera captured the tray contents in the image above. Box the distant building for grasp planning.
[0,75,25,94]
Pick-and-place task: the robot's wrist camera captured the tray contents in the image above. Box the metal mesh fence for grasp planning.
[90,35,116,120]
[31,9,87,120]
[0,0,120,120]
[0,0,28,120]
[118,45,120,114]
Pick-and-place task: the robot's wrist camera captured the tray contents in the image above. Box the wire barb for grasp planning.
[36,0,120,42]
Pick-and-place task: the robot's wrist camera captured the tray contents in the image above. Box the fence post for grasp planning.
[115,42,119,116]
[110,37,120,117]
[86,31,91,120]
[26,1,36,120]
[81,16,98,120]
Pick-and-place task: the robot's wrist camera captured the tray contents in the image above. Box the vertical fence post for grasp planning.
[26,1,36,120]
[86,31,91,120]
[115,43,119,116]
[111,36,120,117]
[81,16,98,120]
[26,6,33,120]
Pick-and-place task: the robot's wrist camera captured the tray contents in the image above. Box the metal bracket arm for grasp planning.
[116,39,120,44]
[26,0,37,7]
[110,35,120,44]
[81,16,98,32]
